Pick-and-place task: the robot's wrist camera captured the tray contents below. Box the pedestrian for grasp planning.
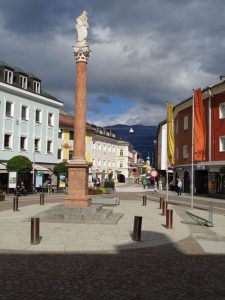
[47,175,52,194]
[142,178,147,189]
[177,178,182,196]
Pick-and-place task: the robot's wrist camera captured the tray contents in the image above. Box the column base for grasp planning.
[64,160,91,207]
[64,196,91,208]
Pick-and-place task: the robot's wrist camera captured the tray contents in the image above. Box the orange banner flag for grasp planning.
[194,88,206,161]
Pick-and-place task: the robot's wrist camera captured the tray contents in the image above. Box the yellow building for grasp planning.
[58,110,92,163]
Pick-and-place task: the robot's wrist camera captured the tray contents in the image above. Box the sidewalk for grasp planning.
[0,199,189,253]
[1,186,225,254]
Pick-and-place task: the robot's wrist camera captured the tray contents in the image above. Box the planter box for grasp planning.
[0,194,5,201]
[105,188,112,194]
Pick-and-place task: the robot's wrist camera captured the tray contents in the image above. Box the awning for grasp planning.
[33,164,52,174]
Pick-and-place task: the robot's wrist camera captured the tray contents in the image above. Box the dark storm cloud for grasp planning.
[0,0,225,125]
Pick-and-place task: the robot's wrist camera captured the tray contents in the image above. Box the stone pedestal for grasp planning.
[64,160,91,207]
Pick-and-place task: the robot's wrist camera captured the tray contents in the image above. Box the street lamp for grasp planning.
[129,127,134,133]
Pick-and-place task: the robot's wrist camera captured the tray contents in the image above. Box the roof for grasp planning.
[0,60,62,103]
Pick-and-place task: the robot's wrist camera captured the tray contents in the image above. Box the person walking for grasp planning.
[177,178,182,196]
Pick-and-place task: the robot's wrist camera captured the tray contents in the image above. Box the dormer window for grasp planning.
[33,81,40,94]
[19,75,27,89]
[4,69,13,84]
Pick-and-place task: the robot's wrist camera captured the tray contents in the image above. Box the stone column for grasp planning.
[64,47,91,207]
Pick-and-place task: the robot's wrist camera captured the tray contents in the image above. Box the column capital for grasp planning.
[72,46,91,63]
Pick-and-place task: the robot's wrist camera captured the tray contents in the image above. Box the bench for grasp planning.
[186,210,213,227]
[91,196,120,206]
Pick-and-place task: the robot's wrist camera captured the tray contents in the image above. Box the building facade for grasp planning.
[0,61,63,190]
[156,76,225,197]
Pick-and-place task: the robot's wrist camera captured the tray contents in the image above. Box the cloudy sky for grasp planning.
[1,0,225,126]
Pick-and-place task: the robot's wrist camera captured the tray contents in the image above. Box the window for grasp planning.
[33,81,40,94]
[4,69,13,84]
[108,145,111,151]
[92,157,96,166]
[98,143,101,150]
[58,129,63,138]
[20,136,27,150]
[120,149,123,156]
[219,103,225,119]
[69,150,73,160]
[108,160,111,167]
[104,144,106,152]
[35,109,41,123]
[183,145,188,158]
[119,161,123,168]
[34,139,40,152]
[184,116,188,130]
[112,161,115,168]
[19,75,27,89]
[93,141,96,150]
[112,146,115,153]
[21,106,28,120]
[103,160,106,167]
[69,131,74,140]
[5,102,12,117]
[47,140,53,153]
[48,113,54,126]
[57,149,62,159]
[98,159,101,167]
[4,134,11,149]
[219,136,225,152]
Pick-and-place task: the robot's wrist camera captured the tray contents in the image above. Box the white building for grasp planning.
[117,140,134,183]
[0,61,63,189]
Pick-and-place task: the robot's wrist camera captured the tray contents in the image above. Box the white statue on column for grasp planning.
[73,10,91,61]
[76,10,89,45]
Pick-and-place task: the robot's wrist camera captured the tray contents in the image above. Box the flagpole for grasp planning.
[191,91,194,210]
[166,159,169,202]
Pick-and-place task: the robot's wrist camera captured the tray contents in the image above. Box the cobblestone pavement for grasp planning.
[1,189,225,299]
[0,237,225,300]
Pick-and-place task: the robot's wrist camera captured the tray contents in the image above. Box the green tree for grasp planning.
[142,167,148,175]
[53,162,68,177]
[6,155,32,173]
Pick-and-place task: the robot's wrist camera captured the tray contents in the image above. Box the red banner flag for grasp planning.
[194,88,206,161]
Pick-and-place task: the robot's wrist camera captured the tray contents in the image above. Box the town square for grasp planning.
[0,1,225,299]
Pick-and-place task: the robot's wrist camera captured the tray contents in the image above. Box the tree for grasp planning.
[53,162,68,176]
[6,155,32,173]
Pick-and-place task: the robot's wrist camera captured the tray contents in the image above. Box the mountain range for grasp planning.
[104,124,157,161]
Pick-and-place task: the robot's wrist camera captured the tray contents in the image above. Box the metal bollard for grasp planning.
[31,217,40,245]
[162,201,168,216]
[159,197,164,209]
[13,197,19,211]
[40,193,45,205]
[132,216,142,241]
[166,209,173,229]
[143,195,147,206]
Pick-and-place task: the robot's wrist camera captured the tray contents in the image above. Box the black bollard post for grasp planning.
[13,197,18,211]
[40,193,45,205]
[132,216,142,241]
[143,195,147,206]
[31,217,40,245]
[166,209,173,229]
[162,201,168,216]
[159,197,164,209]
